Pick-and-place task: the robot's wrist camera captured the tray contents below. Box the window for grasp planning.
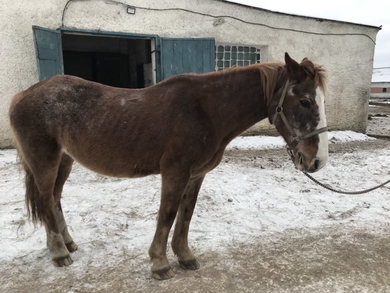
[383,88,387,93]
[215,45,261,71]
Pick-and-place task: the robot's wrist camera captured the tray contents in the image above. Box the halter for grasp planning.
[271,79,328,156]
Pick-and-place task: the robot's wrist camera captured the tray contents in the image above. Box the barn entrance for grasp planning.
[32,26,215,86]
[62,33,153,88]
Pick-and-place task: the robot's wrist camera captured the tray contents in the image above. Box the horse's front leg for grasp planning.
[149,170,190,280]
[171,175,204,270]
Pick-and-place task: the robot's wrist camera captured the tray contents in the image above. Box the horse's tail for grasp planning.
[9,92,41,225]
[22,161,41,225]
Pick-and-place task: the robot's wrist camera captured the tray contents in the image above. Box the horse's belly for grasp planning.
[63,148,160,178]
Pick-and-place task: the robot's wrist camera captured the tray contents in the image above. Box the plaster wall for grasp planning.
[0,0,379,147]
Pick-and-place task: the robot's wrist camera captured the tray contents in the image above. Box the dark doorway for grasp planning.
[32,26,215,84]
[62,33,152,88]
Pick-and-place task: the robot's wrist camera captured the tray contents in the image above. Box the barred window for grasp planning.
[215,45,261,71]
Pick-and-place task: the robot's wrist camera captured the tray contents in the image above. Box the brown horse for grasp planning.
[9,53,327,280]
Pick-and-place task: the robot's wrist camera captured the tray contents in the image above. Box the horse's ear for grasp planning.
[285,52,306,82]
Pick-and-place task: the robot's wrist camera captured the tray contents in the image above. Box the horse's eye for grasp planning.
[300,99,310,108]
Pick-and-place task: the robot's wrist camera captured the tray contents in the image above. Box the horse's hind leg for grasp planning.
[51,154,78,253]
[171,175,204,271]
[23,146,73,266]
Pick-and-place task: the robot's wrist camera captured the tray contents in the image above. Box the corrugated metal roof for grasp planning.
[372,67,390,83]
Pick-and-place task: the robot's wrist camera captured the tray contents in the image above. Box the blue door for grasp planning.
[160,38,215,80]
[32,26,63,81]
[32,28,215,82]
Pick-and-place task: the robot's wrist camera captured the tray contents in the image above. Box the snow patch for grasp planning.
[227,131,374,150]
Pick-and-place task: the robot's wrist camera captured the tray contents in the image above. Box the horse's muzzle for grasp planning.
[289,150,325,173]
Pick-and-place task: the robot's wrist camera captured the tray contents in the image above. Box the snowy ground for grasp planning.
[1,108,390,292]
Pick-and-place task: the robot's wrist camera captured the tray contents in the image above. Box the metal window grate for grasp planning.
[215,45,261,71]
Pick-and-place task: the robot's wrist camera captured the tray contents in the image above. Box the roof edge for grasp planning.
[222,0,382,30]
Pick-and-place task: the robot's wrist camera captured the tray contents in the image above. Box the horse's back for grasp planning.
[9,74,223,178]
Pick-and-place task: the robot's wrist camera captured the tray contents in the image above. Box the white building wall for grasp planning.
[371,93,390,99]
[0,0,380,147]
[371,82,390,99]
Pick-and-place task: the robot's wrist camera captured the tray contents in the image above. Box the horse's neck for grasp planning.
[203,70,269,141]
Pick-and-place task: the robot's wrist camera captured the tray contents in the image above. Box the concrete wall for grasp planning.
[0,0,380,147]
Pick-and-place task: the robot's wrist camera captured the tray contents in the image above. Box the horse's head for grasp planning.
[269,53,328,173]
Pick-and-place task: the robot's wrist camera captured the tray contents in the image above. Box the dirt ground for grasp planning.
[2,101,390,293]
[5,225,390,293]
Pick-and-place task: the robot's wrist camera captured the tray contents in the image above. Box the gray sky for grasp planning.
[229,0,389,68]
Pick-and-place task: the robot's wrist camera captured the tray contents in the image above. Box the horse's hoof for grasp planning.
[65,241,78,253]
[52,255,73,267]
[152,267,175,280]
[179,259,200,270]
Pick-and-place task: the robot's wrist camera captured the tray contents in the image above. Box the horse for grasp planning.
[9,53,328,280]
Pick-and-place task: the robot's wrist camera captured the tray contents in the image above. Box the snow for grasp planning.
[226,130,375,150]
[372,67,390,83]
[1,131,390,290]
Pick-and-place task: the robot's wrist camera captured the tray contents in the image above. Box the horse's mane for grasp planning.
[216,59,327,103]
[257,62,285,103]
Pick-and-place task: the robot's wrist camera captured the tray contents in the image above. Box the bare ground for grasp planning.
[1,101,390,293]
[3,226,390,293]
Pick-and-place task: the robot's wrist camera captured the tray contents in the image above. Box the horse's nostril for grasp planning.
[314,159,320,170]
[298,152,304,165]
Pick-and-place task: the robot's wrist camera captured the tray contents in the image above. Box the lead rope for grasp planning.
[303,172,390,195]
[286,150,390,194]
